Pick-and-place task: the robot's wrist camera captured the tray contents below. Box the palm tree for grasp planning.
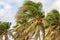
[45,9,60,40]
[14,1,45,40]
[0,22,11,40]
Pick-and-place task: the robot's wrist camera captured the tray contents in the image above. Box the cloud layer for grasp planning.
[52,0,60,11]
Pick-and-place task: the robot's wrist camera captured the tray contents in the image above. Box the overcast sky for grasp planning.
[0,0,60,28]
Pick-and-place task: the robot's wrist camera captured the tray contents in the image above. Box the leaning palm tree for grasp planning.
[45,9,60,40]
[14,1,45,40]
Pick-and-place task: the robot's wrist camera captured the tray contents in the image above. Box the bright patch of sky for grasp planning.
[0,0,60,28]
[0,5,4,9]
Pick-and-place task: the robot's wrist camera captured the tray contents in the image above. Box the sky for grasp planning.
[0,0,60,28]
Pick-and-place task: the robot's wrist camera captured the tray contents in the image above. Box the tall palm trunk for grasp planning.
[35,26,41,40]
[41,27,45,40]
[0,35,3,40]
[5,32,8,40]
[37,17,45,40]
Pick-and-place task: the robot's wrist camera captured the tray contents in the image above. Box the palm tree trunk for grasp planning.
[39,21,45,40]
[0,35,3,40]
[41,27,45,40]
[5,32,8,40]
[36,16,45,40]
[34,26,41,40]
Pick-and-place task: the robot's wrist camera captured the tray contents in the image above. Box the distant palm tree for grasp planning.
[14,1,45,40]
[45,9,60,40]
[0,22,11,40]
